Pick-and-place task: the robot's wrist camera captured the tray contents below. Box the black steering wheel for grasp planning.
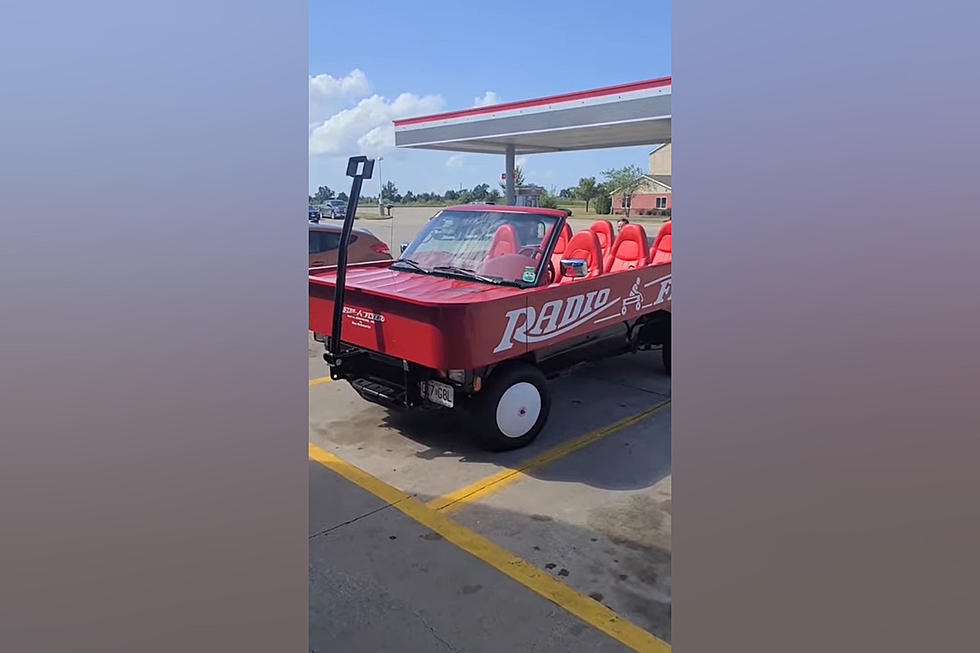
[518,245,544,259]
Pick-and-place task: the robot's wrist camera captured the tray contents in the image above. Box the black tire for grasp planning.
[469,362,551,451]
[662,335,671,375]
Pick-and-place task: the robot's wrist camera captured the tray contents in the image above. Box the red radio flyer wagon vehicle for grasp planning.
[310,157,671,450]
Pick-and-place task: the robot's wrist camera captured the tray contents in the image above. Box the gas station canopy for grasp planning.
[393,77,671,155]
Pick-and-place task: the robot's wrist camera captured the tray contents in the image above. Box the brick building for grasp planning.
[611,143,671,215]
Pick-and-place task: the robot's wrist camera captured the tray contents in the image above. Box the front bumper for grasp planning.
[317,338,453,410]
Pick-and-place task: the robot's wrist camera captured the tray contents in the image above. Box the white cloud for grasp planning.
[473,91,500,107]
[446,154,465,168]
[309,69,370,122]
[516,155,529,169]
[309,91,444,158]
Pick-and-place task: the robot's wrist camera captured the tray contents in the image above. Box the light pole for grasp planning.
[377,156,384,215]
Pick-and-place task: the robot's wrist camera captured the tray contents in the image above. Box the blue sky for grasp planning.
[309,0,671,197]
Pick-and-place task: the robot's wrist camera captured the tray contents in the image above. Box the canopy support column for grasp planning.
[505,144,516,205]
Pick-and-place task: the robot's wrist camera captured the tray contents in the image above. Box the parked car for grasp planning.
[309,222,391,268]
[309,205,321,222]
[323,199,348,219]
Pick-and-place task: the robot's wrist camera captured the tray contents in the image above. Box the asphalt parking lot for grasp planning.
[309,206,671,652]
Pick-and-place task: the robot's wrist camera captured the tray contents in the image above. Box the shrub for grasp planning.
[539,194,559,209]
[594,194,612,215]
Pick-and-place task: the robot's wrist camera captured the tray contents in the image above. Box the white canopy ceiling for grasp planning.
[394,77,671,155]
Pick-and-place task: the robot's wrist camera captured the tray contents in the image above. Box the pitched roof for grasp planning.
[609,174,671,195]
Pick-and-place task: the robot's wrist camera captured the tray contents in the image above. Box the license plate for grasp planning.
[423,380,454,408]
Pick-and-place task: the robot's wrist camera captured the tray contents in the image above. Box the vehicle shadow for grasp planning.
[379,411,670,494]
[375,353,671,492]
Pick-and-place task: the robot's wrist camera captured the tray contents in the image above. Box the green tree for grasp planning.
[601,165,644,217]
[593,182,612,215]
[313,185,335,203]
[487,188,502,203]
[470,183,490,202]
[381,181,398,203]
[575,177,600,213]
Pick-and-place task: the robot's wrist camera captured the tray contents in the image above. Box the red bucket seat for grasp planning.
[485,223,518,259]
[589,219,615,255]
[559,230,604,283]
[604,223,650,273]
[649,221,671,265]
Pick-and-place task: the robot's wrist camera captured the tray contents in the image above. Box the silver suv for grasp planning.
[323,199,348,219]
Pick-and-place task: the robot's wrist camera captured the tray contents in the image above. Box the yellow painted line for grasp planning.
[308,442,670,652]
[426,399,671,513]
[309,376,332,387]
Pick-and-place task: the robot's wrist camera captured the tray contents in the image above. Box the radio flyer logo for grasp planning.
[621,277,644,316]
[343,306,385,329]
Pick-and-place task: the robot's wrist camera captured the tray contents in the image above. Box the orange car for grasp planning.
[309,222,392,268]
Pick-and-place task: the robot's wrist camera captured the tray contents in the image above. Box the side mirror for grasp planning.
[399,242,409,254]
[560,258,589,278]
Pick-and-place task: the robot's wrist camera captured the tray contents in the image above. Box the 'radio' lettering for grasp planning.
[529,300,563,335]
[557,294,584,329]
[493,287,619,353]
[493,306,536,353]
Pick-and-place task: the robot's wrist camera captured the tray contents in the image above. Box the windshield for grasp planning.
[396,209,560,286]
